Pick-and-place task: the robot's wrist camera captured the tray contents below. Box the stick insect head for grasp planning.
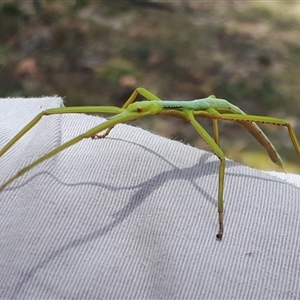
[127,101,163,116]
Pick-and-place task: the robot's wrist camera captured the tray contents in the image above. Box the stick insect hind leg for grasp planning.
[215,113,300,167]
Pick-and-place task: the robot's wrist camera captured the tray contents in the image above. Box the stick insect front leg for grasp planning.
[0,109,147,192]
[0,106,125,159]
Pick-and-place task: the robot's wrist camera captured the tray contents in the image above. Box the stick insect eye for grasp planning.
[127,103,140,112]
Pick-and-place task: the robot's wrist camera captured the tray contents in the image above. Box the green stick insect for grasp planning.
[1,87,300,240]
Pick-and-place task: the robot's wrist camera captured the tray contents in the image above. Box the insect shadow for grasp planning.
[5,137,291,297]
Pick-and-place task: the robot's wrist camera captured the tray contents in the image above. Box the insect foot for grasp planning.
[216,232,223,240]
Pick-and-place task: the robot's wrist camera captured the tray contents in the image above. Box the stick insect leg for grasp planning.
[217,114,300,167]
[92,87,162,139]
[187,113,226,240]
[212,119,220,146]
[194,109,287,170]
[0,106,124,159]
[0,110,142,192]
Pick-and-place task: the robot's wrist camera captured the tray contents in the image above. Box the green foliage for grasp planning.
[96,57,140,84]
[0,3,24,41]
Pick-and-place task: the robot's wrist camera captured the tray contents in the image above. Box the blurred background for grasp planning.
[1,0,300,172]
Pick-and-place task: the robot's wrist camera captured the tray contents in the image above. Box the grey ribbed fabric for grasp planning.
[0,97,300,299]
